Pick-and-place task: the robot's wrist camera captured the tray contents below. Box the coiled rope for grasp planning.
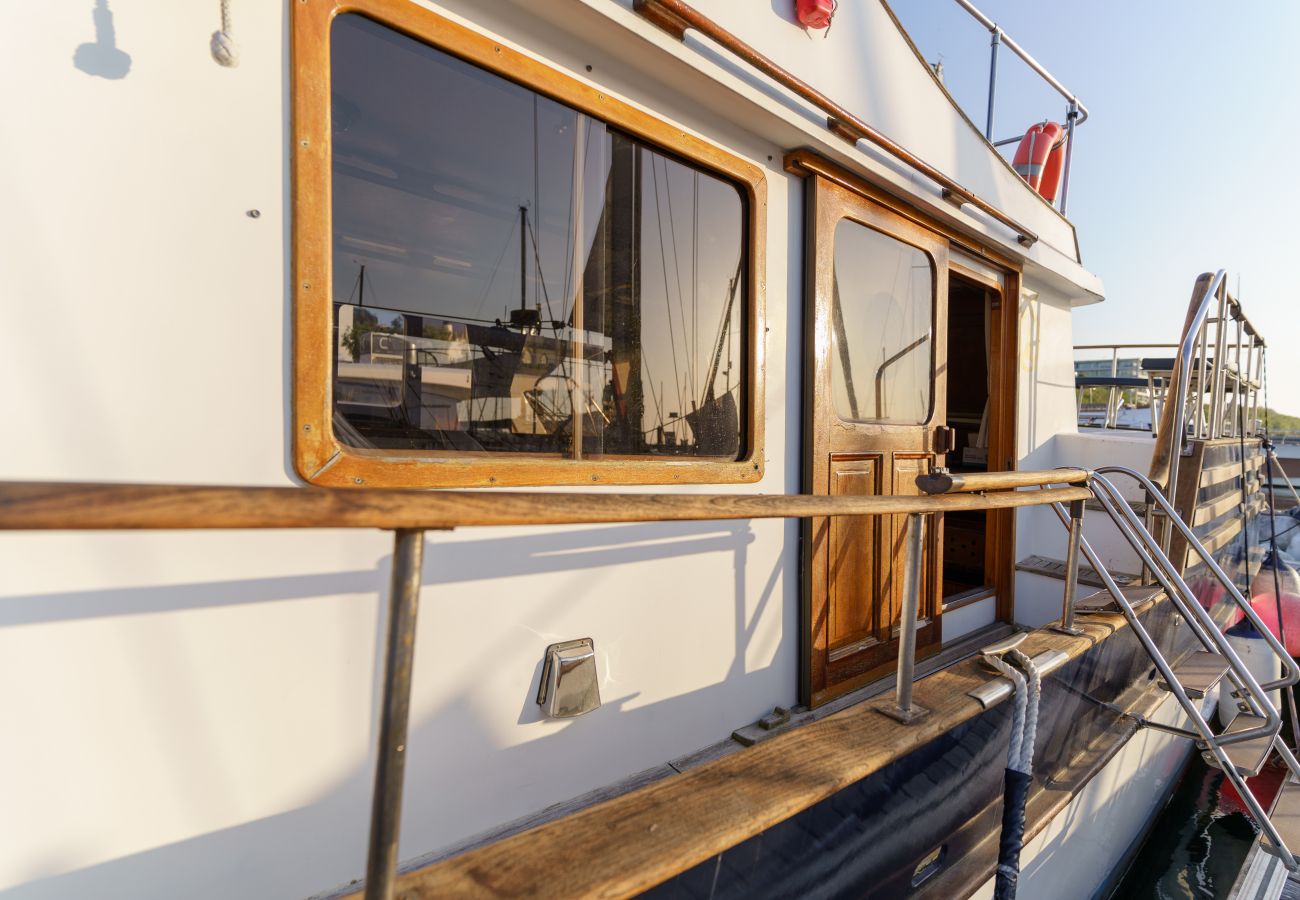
[984,648,1042,900]
[211,0,239,68]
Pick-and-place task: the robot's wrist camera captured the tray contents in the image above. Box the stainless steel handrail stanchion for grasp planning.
[1052,498,1085,635]
[365,529,426,900]
[985,27,1000,140]
[1139,489,1158,584]
[1059,99,1079,214]
[878,512,931,723]
[1106,346,1119,429]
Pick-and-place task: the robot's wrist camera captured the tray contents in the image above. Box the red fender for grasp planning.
[1247,589,1300,656]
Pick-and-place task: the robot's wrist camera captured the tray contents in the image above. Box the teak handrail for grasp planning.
[0,474,1088,900]
[632,0,1040,247]
[0,480,1091,531]
[916,467,1086,495]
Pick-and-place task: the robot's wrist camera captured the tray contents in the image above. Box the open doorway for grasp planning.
[941,272,1005,609]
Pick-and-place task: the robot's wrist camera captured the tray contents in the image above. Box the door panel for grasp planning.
[803,176,947,707]
[828,456,881,649]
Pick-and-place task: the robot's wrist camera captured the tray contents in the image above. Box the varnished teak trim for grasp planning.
[917,467,1086,494]
[0,482,1090,531]
[635,0,1039,247]
[292,0,767,488]
[785,150,1022,273]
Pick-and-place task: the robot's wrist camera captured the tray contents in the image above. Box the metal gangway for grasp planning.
[918,465,1300,869]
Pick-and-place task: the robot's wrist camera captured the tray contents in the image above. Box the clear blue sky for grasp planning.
[892,0,1300,416]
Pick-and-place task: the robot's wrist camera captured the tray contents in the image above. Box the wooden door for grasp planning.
[802,177,948,707]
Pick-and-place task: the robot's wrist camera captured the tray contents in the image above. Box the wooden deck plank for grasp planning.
[352,613,1137,899]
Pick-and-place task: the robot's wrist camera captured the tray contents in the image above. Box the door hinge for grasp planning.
[934,426,958,455]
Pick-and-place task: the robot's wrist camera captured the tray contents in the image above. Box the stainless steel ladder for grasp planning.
[1046,465,1300,868]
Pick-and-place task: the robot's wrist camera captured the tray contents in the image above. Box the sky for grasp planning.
[891,0,1300,415]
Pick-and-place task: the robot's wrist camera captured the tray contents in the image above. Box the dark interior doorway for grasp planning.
[942,274,996,604]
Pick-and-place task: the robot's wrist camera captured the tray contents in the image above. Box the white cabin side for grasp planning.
[0,2,1102,897]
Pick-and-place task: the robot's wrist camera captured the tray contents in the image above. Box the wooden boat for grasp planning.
[2,2,1295,899]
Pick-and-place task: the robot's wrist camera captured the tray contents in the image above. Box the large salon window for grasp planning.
[329,14,747,460]
[830,220,934,424]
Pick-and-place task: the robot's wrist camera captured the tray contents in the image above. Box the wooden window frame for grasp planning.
[291,0,767,488]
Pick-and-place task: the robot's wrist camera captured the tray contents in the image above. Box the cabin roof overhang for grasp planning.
[489,0,1104,305]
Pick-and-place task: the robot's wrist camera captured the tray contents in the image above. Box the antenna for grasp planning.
[519,206,528,315]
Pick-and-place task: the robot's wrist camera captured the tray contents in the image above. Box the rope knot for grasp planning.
[211,0,238,68]
[211,30,239,67]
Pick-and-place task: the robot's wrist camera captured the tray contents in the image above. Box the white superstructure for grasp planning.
[0,2,1121,898]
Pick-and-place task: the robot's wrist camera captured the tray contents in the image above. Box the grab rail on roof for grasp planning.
[950,0,1089,214]
[632,0,1042,246]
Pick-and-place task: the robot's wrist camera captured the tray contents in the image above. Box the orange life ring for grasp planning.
[1011,122,1067,202]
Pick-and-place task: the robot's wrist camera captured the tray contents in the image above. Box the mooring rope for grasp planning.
[211,0,239,68]
[984,649,1042,900]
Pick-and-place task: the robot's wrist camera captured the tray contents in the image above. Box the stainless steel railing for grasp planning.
[1149,271,1267,509]
[1073,271,1269,525]
[949,0,1089,213]
[1042,466,1300,865]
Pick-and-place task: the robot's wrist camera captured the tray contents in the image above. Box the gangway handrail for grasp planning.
[1043,479,1299,867]
[1097,465,1300,693]
[1150,269,1227,499]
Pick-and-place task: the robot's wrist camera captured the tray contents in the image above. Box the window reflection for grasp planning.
[830,220,933,424]
[329,14,746,458]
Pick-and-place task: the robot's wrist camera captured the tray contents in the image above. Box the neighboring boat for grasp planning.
[2,2,1297,900]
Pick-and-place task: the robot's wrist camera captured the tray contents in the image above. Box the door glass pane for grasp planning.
[329,14,746,458]
[830,219,934,424]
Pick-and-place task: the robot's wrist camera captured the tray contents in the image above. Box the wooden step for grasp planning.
[1265,772,1300,865]
[1074,584,1164,615]
[1203,714,1277,778]
[1015,554,1139,589]
[1158,651,1230,699]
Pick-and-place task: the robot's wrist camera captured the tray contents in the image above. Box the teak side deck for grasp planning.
[351,598,1171,899]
